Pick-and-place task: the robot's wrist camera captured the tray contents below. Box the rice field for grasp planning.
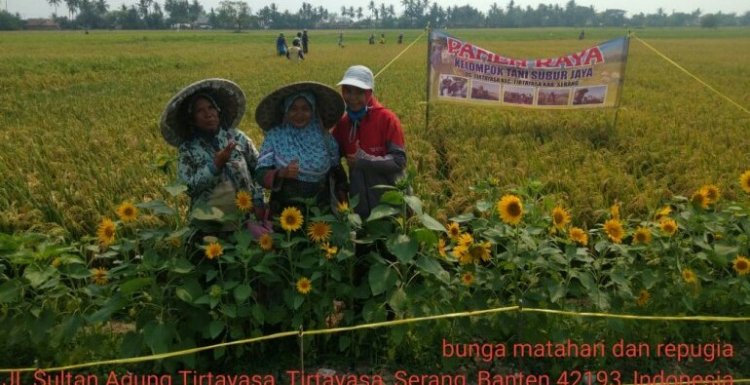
[1,27,749,237]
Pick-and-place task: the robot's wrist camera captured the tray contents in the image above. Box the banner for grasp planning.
[429,31,629,109]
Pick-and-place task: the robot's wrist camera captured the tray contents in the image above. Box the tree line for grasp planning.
[1,0,748,30]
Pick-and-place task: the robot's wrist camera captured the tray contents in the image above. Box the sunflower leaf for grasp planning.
[367,205,400,222]
[386,234,418,263]
[381,191,404,206]
[164,183,188,197]
[415,255,447,279]
[191,206,225,221]
[404,195,423,215]
[120,277,154,296]
[369,263,397,296]
[208,320,224,339]
[420,213,446,232]
[137,199,177,216]
[0,279,22,304]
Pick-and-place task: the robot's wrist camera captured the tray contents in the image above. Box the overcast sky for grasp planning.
[5,0,748,19]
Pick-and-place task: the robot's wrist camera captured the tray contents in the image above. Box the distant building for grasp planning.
[25,18,60,30]
[192,15,212,29]
[170,22,192,30]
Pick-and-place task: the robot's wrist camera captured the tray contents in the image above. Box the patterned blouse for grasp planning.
[178,127,262,209]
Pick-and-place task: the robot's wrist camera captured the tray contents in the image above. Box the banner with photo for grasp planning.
[429,31,629,109]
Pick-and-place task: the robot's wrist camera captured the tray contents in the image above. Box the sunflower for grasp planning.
[235,191,253,212]
[682,268,697,284]
[569,227,588,246]
[733,255,750,276]
[654,206,672,220]
[551,206,571,230]
[168,237,182,249]
[740,170,750,194]
[604,219,624,244]
[437,238,447,258]
[90,267,108,286]
[296,277,312,295]
[690,190,708,209]
[259,233,273,251]
[96,218,116,247]
[307,221,332,243]
[457,233,474,247]
[116,202,138,222]
[497,194,523,225]
[632,227,652,245]
[469,241,492,263]
[660,218,678,236]
[205,242,223,260]
[636,289,650,306]
[461,272,474,286]
[446,222,461,240]
[337,201,350,213]
[321,242,338,260]
[453,245,472,265]
[280,207,304,232]
[610,202,621,220]
[700,184,720,204]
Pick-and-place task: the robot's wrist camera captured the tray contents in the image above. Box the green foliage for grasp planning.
[0,10,22,30]
[1,179,749,372]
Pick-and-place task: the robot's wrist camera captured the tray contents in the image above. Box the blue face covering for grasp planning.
[346,106,367,123]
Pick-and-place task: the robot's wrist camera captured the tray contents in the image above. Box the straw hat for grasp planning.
[160,78,246,147]
[255,81,344,131]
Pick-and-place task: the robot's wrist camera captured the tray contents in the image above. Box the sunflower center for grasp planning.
[507,202,521,217]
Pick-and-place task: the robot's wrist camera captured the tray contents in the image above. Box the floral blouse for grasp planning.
[178,127,263,209]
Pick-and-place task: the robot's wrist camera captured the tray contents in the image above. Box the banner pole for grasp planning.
[610,33,629,134]
[611,107,620,131]
[424,24,432,133]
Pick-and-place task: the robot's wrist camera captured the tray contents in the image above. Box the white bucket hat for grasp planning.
[337,65,374,91]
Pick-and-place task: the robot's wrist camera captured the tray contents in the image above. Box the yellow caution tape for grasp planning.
[373,30,427,79]
[3,304,748,373]
[632,33,749,115]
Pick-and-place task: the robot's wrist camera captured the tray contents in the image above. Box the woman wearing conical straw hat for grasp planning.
[254,81,348,216]
[160,78,264,237]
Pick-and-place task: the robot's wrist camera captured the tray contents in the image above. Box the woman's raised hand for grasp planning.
[213,141,236,170]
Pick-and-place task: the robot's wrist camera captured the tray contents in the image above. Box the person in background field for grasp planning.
[301,29,309,53]
[379,33,386,44]
[254,82,347,216]
[160,78,264,239]
[579,30,585,40]
[368,33,375,45]
[286,38,305,62]
[337,31,344,48]
[333,65,407,219]
[397,33,403,44]
[276,33,288,56]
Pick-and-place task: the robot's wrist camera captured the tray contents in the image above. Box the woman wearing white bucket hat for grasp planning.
[332,65,407,219]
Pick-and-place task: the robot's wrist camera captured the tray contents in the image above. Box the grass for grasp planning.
[0,27,749,237]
